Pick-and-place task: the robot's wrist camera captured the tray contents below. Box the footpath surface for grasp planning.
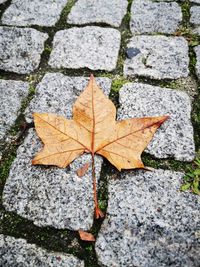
[0,0,200,266]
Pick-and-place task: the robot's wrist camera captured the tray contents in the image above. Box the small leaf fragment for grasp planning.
[77,162,90,177]
[79,230,95,242]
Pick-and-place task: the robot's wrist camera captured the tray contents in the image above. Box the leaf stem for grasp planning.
[92,152,104,219]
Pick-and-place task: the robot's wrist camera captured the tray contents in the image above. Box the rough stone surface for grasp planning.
[25,73,112,123]
[0,234,84,267]
[130,0,182,34]
[190,6,200,26]
[3,74,111,231]
[0,0,7,3]
[48,27,121,71]
[194,45,200,79]
[192,26,200,35]
[0,80,29,140]
[0,27,48,74]
[96,169,200,267]
[3,129,103,231]
[67,0,128,27]
[190,0,200,3]
[118,83,195,161]
[124,35,189,80]
[2,0,69,27]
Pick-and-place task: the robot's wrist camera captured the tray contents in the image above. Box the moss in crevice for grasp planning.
[180,1,191,28]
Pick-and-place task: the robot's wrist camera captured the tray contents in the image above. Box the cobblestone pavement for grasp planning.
[0,0,200,266]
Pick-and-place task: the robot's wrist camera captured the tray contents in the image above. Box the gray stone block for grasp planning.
[124,35,189,79]
[130,0,182,34]
[190,0,200,4]
[1,0,69,27]
[0,0,7,3]
[118,83,195,161]
[0,27,48,74]
[194,45,200,79]
[25,73,112,123]
[96,169,200,267]
[67,0,128,27]
[190,6,200,26]
[0,234,84,267]
[0,79,29,140]
[48,27,121,71]
[192,26,200,35]
[3,129,102,230]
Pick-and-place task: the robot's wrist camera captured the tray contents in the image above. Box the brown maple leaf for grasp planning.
[32,74,169,219]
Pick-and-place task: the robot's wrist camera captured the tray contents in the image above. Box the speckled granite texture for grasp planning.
[96,169,200,267]
[0,234,84,267]
[0,80,29,140]
[48,27,121,71]
[67,0,128,27]
[0,27,48,74]
[2,0,69,26]
[194,45,200,79]
[124,36,189,80]
[3,129,102,230]
[130,0,182,34]
[118,82,195,161]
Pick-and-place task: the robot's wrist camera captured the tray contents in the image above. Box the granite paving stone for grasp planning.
[192,26,200,35]
[67,0,128,27]
[0,234,84,267]
[194,45,200,79]
[118,83,195,161]
[130,0,182,34]
[3,74,111,231]
[3,129,103,230]
[0,79,29,141]
[48,27,121,71]
[124,35,189,79]
[25,73,112,123]
[190,0,200,4]
[0,27,48,74]
[1,0,69,26]
[96,169,200,267]
[190,6,200,26]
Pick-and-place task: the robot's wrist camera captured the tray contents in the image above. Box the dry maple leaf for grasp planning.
[32,74,169,219]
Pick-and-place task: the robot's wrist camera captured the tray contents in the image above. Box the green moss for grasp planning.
[111,77,129,92]
[181,154,200,195]
[55,0,77,29]
[180,1,190,27]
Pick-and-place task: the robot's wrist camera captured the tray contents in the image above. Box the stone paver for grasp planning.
[2,0,69,27]
[25,73,112,122]
[0,234,84,267]
[0,80,29,140]
[124,36,189,79]
[96,169,200,267]
[118,83,195,161]
[3,74,111,231]
[3,129,103,231]
[194,45,200,79]
[192,26,200,35]
[190,6,200,26]
[0,27,48,74]
[190,0,200,3]
[48,27,121,71]
[130,0,182,34]
[67,0,128,27]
